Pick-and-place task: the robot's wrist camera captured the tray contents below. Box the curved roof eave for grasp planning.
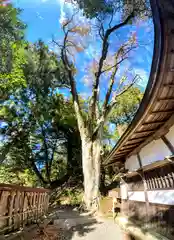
[104,0,174,166]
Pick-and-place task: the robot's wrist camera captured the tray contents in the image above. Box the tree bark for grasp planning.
[50,173,71,189]
[30,160,48,186]
[100,165,107,196]
[81,135,101,210]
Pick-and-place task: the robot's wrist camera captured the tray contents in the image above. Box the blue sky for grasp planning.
[11,0,154,99]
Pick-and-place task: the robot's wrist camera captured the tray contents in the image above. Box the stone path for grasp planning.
[53,207,125,240]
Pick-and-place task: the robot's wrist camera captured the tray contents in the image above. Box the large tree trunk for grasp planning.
[81,135,101,210]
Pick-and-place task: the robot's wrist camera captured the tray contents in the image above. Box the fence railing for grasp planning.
[0,183,50,235]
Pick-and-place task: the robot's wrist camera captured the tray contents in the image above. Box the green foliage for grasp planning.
[58,188,83,206]
[1,90,81,187]
[0,40,81,188]
[75,0,151,20]
[0,3,26,100]
[0,3,25,42]
[0,164,38,187]
[0,3,26,77]
[74,0,113,18]
[24,40,69,97]
[109,86,143,126]
[0,43,27,99]
[0,5,80,188]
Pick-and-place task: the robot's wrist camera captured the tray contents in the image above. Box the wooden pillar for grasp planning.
[0,191,10,230]
[161,135,174,155]
[137,153,149,222]
[19,191,25,227]
[120,177,129,217]
[8,191,16,231]
[32,192,37,221]
[14,191,20,230]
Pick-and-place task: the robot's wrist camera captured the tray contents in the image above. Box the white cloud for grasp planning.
[58,0,66,24]
[57,0,75,24]
[80,92,90,99]
[36,11,44,20]
[82,75,93,87]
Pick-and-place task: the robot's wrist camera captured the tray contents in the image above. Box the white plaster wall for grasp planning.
[120,182,128,200]
[147,190,174,205]
[166,124,174,147]
[126,190,174,205]
[125,155,140,171]
[128,191,145,202]
[139,139,171,167]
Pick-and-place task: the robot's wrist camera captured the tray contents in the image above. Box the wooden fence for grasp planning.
[0,184,50,235]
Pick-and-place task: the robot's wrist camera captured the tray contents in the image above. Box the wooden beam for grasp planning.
[163,83,174,87]
[121,145,137,150]
[106,161,121,167]
[125,142,140,147]
[142,120,165,125]
[151,109,174,114]
[109,154,125,161]
[136,129,155,134]
[118,149,131,153]
[129,136,146,141]
[158,98,174,102]
[112,155,125,159]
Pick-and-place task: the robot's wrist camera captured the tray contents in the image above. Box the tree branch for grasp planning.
[106,74,139,116]
[90,12,134,121]
[50,173,71,189]
[102,40,137,117]
[101,45,136,74]
[102,64,118,116]
[40,125,50,182]
[52,27,86,135]
[30,158,48,185]
[49,137,57,178]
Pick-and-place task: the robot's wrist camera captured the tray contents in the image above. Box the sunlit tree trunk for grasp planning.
[81,134,101,209]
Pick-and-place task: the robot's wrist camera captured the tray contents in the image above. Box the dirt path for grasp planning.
[53,207,125,240]
[70,218,124,240]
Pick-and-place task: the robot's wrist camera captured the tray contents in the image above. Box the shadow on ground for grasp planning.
[49,205,101,239]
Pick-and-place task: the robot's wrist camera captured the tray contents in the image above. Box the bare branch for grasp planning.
[90,12,134,121]
[101,38,137,118]
[109,10,114,28]
[98,23,105,40]
[102,64,118,116]
[106,74,139,116]
[62,9,79,30]
[115,75,138,98]
[59,83,71,89]
[101,45,136,74]
[53,19,86,135]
